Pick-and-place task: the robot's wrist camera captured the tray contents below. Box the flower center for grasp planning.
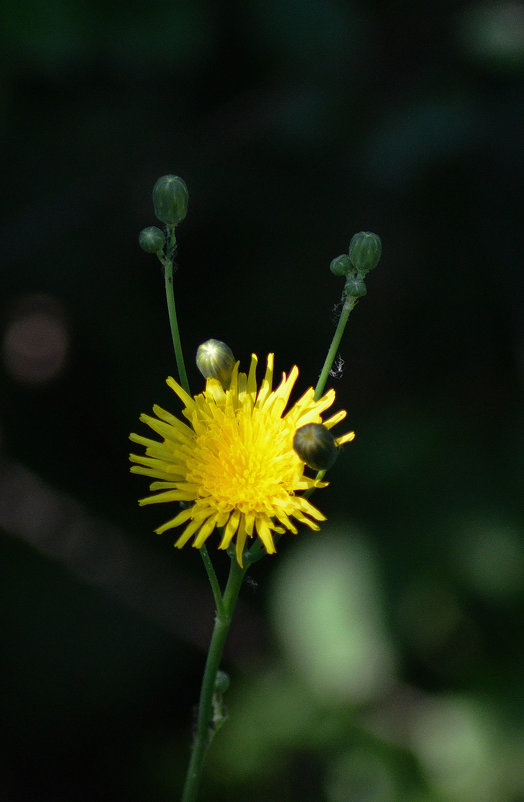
[186,407,297,512]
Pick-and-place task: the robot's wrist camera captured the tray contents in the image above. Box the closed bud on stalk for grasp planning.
[196,339,236,388]
[348,231,382,274]
[344,275,367,297]
[330,253,352,277]
[152,174,189,225]
[214,670,230,694]
[293,423,338,471]
[139,226,165,254]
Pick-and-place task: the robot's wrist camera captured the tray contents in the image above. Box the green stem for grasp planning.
[247,296,356,567]
[181,557,247,802]
[163,227,190,394]
[199,546,225,619]
[314,295,357,401]
[244,538,270,566]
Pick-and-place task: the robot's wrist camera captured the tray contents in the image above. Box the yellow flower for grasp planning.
[129,354,355,566]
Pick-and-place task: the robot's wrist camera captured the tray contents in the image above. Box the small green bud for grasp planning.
[348,231,382,274]
[215,670,230,694]
[293,423,338,471]
[344,275,367,297]
[139,226,165,254]
[330,254,352,277]
[196,339,236,388]
[152,174,189,225]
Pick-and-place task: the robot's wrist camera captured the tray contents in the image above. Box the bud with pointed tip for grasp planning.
[214,670,230,694]
[152,174,189,225]
[330,254,352,277]
[348,231,382,274]
[139,226,165,254]
[293,423,338,471]
[344,275,367,297]
[196,339,236,389]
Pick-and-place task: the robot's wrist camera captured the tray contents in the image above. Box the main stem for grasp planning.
[314,295,357,401]
[181,558,247,802]
[161,224,246,802]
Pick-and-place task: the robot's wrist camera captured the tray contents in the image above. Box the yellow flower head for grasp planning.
[129,354,355,566]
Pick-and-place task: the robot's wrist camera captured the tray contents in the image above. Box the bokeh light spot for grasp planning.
[455,3,524,69]
[2,295,69,385]
[270,527,396,704]
[409,695,498,801]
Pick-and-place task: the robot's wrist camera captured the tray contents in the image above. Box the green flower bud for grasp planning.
[152,174,189,225]
[348,231,382,274]
[196,339,236,388]
[330,254,352,277]
[138,226,165,254]
[293,423,338,471]
[214,670,230,694]
[344,275,367,297]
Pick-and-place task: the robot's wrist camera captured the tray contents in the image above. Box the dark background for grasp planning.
[1,1,523,800]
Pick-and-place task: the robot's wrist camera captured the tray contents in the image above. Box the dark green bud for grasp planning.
[152,174,189,225]
[330,254,352,277]
[293,423,338,471]
[348,231,382,274]
[344,275,367,297]
[196,339,236,388]
[139,226,165,254]
[214,670,230,694]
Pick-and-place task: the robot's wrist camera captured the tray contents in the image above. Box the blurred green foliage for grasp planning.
[1,0,523,800]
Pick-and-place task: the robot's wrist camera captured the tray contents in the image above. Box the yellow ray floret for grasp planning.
[129,354,354,566]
